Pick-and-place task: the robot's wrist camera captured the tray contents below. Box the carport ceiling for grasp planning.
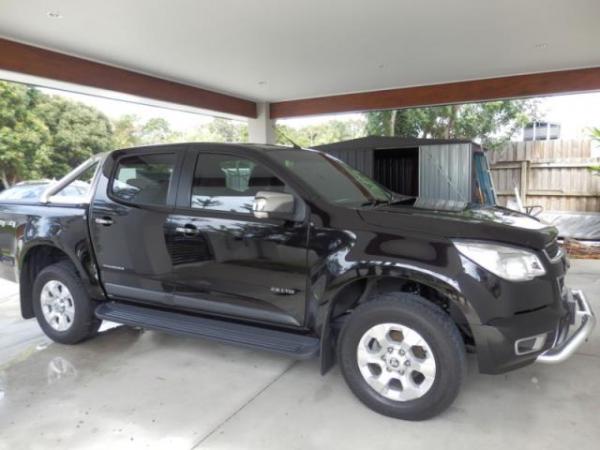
[1,0,599,115]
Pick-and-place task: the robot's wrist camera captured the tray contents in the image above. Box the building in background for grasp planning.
[523,121,561,141]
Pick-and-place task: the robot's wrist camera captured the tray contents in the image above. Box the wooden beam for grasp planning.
[0,38,257,118]
[270,67,600,118]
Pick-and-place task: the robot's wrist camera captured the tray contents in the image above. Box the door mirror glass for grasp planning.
[253,191,295,220]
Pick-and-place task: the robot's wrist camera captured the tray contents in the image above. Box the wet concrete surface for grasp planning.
[0,260,599,449]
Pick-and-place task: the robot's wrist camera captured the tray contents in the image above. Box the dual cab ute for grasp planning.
[0,143,595,420]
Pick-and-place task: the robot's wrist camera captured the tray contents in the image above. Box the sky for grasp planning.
[40,86,600,140]
[536,93,600,139]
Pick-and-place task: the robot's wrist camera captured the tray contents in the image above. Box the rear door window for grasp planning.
[111,154,176,206]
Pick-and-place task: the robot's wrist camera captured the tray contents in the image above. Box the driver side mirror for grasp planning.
[252,191,296,220]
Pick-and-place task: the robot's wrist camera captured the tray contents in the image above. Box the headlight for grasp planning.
[453,240,546,281]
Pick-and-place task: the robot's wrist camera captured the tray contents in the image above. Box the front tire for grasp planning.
[32,261,101,345]
[337,293,466,420]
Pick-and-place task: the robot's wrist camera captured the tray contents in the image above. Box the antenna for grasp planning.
[276,128,302,149]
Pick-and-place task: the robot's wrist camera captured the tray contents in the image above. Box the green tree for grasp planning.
[187,118,248,142]
[276,119,366,147]
[139,117,182,144]
[112,115,184,147]
[35,95,114,178]
[3,81,253,187]
[112,116,247,146]
[365,100,537,149]
[0,81,50,188]
[112,114,142,149]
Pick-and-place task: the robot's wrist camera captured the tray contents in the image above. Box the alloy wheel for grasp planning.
[40,280,76,332]
[356,323,437,401]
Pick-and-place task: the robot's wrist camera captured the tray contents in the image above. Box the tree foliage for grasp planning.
[35,95,114,178]
[276,119,366,147]
[0,82,50,187]
[187,118,248,143]
[0,79,540,189]
[365,100,537,149]
[1,82,250,188]
[0,81,114,187]
[112,115,184,148]
[112,116,248,148]
[112,114,143,149]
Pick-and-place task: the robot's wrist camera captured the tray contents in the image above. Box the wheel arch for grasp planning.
[319,269,478,375]
[18,243,100,319]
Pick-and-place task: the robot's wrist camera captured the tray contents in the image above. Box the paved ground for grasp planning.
[1,260,599,450]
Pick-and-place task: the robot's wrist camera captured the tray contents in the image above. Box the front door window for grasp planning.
[190,154,286,214]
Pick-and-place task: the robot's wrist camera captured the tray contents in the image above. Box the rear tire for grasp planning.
[32,261,101,345]
[337,293,466,420]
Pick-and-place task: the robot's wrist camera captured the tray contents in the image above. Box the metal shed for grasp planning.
[314,136,496,205]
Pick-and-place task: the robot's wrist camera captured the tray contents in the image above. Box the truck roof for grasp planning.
[111,142,307,154]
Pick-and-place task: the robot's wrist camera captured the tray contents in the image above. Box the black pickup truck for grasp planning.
[0,143,595,420]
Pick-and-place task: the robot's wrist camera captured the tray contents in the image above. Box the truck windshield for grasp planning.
[270,149,393,207]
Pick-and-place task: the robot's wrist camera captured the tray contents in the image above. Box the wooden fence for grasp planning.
[489,140,600,212]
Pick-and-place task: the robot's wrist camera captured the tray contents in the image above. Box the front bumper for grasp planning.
[536,289,596,364]
[470,286,595,374]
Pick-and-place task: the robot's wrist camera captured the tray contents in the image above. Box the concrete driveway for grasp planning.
[1,260,599,450]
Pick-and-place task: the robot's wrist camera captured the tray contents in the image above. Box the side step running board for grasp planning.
[95,302,320,359]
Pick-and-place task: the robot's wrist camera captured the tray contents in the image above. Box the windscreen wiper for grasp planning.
[360,198,388,207]
[385,195,417,206]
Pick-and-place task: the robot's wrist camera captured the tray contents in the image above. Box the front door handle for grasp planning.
[95,217,114,226]
[175,224,199,237]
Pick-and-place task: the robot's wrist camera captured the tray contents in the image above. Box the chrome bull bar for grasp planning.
[537,289,596,364]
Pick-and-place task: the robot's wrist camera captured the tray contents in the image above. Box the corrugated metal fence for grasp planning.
[488,140,600,212]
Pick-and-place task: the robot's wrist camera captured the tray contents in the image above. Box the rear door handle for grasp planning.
[175,224,199,236]
[95,217,114,226]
